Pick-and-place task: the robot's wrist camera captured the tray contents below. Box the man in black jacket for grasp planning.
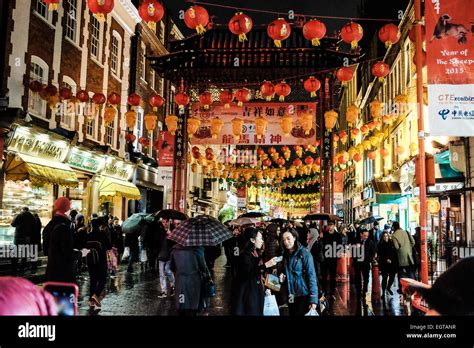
[353,229,376,301]
[321,221,342,299]
[44,197,82,283]
[11,207,35,273]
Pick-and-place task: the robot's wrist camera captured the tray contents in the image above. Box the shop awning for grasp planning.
[372,180,403,204]
[4,152,78,187]
[98,176,141,200]
[435,150,463,179]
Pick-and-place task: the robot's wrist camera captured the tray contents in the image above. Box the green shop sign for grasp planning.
[68,149,105,173]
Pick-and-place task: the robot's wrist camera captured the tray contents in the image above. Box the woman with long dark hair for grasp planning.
[377,231,398,299]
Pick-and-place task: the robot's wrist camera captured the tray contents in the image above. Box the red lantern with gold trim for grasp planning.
[148,93,164,111]
[88,0,114,21]
[340,22,363,49]
[303,19,326,46]
[235,88,251,106]
[42,0,60,11]
[92,93,106,106]
[127,93,141,107]
[59,87,72,100]
[229,12,253,42]
[267,18,291,48]
[260,81,275,101]
[372,61,390,82]
[304,156,314,165]
[175,92,190,109]
[360,124,369,135]
[336,67,354,85]
[76,90,89,103]
[107,92,121,106]
[219,90,234,108]
[378,23,401,49]
[380,148,389,157]
[275,81,291,102]
[303,76,321,97]
[199,91,213,110]
[184,5,209,35]
[138,0,164,31]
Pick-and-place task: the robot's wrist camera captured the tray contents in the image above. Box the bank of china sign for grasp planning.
[426,0,474,136]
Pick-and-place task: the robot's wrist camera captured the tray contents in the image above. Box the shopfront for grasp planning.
[0,125,78,244]
[133,163,164,214]
[98,156,140,220]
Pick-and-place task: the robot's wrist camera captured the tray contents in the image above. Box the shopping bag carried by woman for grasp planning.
[263,290,280,316]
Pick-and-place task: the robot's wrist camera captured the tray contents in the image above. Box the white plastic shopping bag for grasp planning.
[305,308,319,316]
[263,293,280,316]
[121,247,130,261]
[140,249,148,263]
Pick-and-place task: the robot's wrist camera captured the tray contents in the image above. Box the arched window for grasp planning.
[28,56,49,119]
[110,31,122,76]
[61,76,77,130]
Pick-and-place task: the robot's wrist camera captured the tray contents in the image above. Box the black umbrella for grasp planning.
[356,215,384,225]
[239,212,267,218]
[303,213,340,221]
[122,213,153,234]
[167,215,232,247]
[155,209,188,221]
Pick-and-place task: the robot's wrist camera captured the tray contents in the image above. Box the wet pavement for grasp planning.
[76,253,405,316]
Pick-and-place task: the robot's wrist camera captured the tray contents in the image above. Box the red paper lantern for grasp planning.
[92,93,106,105]
[380,148,389,157]
[76,90,89,103]
[138,0,164,31]
[262,158,272,167]
[304,156,314,165]
[107,92,121,105]
[353,153,362,162]
[293,158,302,167]
[267,18,291,48]
[192,146,200,154]
[125,133,136,143]
[351,128,360,138]
[29,81,42,93]
[59,87,72,100]
[315,157,321,165]
[409,24,425,42]
[199,91,213,110]
[260,81,275,101]
[367,122,376,130]
[413,50,427,67]
[303,76,321,97]
[276,157,286,167]
[44,84,58,97]
[149,93,164,111]
[268,147,277,155]
[368,151,377,160]
[229,12,253,42]
[235,88,251,106]
[88,0,114,21]
[138,136,150,148]
[338,156,347,165]
[219,90,234,108]
[175,92,190,108]
[42,0,60,11]
[336,67,354,85]
[378,23,401,49]
[127,93,141,106]
[340,22,363,49]
[184,5,209,35]
[303,19,326,46]
[257,148,265,157]
[372,61,390,82]
[275,81,291,102]
[360,124,369,134]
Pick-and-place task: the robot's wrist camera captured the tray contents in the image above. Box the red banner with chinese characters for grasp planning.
[189,102,317,145]
[157,131,175,167]
[426,0,474,135]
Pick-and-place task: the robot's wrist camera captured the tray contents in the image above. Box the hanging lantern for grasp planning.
[413,50,427,67]
[88,0,114,21]
[288,166,297,178]
[229,12,253,42]
[144,113,157,134]
[107,92,121,106]
[138,0,164,31]
[336,67,354,85]
[372,61,390,82]
[396,146,405,155]
[303,19,326,46]
[338,155,347,165]
[148,93,164,111]
[304,156,314,165]
[333,134,340,143]
[199,91,213,110]
[262,158,272,168]
[184,5,209,35]
[360,124,369,135]
[427,200,441,215]
[127,93,141,109]
[409,142,418,153]
[275,81,291,102]
[350,128,360,140]
[210,117,223,139]
[59,86,72,100]
[339,131,348,144]
[368,151,377,160]
[40,84,58,101]
[165,115,178,135]
[340,22,363,49]
[324,109,338,131]
[219,90,234,108]
[346,104,359,126]
[103,106,116,125]
[92,92,106,108]
[76,90,89,103]
[293,158,302,167]
[378,23,401,49]
[409,24,425,42]
[125,110,137,130]
[42,0,60,11]
[370,100,384,120]
[235,88,251,106]
[380,148,389,157]
[255,116,268,140]
[260,81,275,101]
[276,157,286,168]
[294,145,303,158]
[125,133,136,143]
[353,153,362,162]
[303,76,321,97]
[29,81,43,93]
[175,92,190,109]
[187,117,201,138]
[280,114,293,136]
[267,18,291,48]
[138,136,150,148]
[231,118,244,140]
[300,112,313,135]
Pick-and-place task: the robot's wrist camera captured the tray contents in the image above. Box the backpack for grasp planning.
[85,240,103,268]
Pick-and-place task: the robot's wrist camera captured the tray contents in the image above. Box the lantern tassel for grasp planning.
[311,38,321,46]
[274,40,281,48]
[224,103,230,108]
[48,3,58,11]
[279,96,285,102]
[94,13,105,22]
[238,33,248,42]
[351,40,358,49]
[378,77,385,82]
[310,91,316,98]
[385,41,392,49]
[204,105,209,110]
[147,21,157,31]
[237,101,243,107]
[266,96,272,101]
[196,25,206,35]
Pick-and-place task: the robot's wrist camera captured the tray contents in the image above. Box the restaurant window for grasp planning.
[86,117,97,140]
[28,57,48,119]
[90,15,102,60]
[111,31,121,75]
[35,0,50,21]
[65,0,79,42]
[61,76,77,130]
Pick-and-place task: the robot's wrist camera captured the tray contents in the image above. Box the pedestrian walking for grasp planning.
[391,221,415,293]
[43,197,82,283]
[157,221,175,298]
[124,230,139,273]
[143,220,160,272]
[353,229,376,301]
[11,207,35,273]
[321,221,342,299]
[307,227,324,286]
[377,231,397,299]
[279,229,318,316]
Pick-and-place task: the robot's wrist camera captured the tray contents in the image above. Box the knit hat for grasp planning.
[54,197,71,214]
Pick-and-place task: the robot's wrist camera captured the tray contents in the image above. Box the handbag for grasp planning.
[263,293,280,316]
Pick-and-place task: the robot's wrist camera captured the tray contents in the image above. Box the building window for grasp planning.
[28,58,48,118]
[135,107,144,149]
[140,42,146,80]
[65,0,78,42]
[111,35,119,74]
[86,119,95,137]
[106,122,114,145]
[150,69,155,90]
[35,0,49,21]
[61,76,77,130]
[90,15,101,60]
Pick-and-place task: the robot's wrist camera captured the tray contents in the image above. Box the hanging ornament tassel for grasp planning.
[224,103,230,109]
[311,38,321,46]
[147,22,156,31]
[310,91,316,97]
[49,3,58,11]
[238,33,248,42]
[351,40,358,49]
[274,40,281,48]
[94,13,105,22]
[196,24,206,35]
[279,95,284,102]
[266,96,272,101]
